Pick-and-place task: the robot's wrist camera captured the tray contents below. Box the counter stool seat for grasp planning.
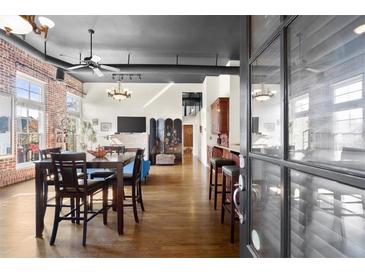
[209,157,235,210]
[222,165,240,177]
[221,165,240,243]
[210,157,236,168]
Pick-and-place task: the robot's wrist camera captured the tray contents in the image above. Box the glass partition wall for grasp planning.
[242,15,365,258]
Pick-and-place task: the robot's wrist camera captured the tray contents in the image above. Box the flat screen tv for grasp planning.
[117,116,146,133]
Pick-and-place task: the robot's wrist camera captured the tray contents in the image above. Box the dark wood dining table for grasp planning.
[34,152,135,238]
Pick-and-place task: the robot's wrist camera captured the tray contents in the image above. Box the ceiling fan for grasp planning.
[293,33,321,74]
[67,29,119,77]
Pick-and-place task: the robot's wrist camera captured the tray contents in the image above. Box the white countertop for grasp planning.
[209,144,240,153]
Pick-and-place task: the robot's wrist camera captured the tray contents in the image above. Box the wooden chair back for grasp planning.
[132,149,144,182]
[51,153,87,193]
[40,147,62,160]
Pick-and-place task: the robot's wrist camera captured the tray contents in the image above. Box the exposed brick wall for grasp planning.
[0,37,83,187]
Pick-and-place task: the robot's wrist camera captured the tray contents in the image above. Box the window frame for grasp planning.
[0,91,14,157]
[15,73,46,168]
[66,92,82,151]
[243,15,365,259]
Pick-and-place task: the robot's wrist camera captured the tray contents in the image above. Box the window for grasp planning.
[251,159,281,257]
[66,93,82,151]
[290,170,365,257]
[66,93,82,114]
[251,37,282,157]
[333,108,363,151]
[333,76,362,105]
[289,94,309,156]
[15,74,45,165]
[251,16,281,55]
[288,16,365,171]
[0,93,12,156]
[16,77,42,102]
[294,95,309,113]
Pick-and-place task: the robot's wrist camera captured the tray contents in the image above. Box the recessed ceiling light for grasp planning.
[354,24,365,34]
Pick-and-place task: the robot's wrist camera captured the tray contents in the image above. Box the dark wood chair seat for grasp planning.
[60,178,106,194]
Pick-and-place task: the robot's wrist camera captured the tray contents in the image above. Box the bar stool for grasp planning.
[209,157,235,210]
[221,165,240,243]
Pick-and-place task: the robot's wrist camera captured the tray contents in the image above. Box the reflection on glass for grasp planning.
[15,77,42,102]
[251,15,281,55]
[0,94,12,155]
[16,107,43,164]
[288,16,365,171]
[251,37,281,156]
[290,170,365,257]
[251,159,281,257]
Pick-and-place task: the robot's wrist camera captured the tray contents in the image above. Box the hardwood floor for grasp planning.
[0,153,239,257]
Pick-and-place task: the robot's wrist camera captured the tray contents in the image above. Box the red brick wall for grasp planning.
[0,37,83,187]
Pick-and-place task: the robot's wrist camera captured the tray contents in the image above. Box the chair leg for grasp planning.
[209,163,213,200]
[76,198,80,224]
[138,180,145,211]
[214,167,218,210]
[112,183,117,211]
[43,183,49,213]
[89,194,93,211]
[50,196,61,245]
[70,198,75,223]
[82,196,88,246]
[221,174,227,224]
[132,184,139,223]
[103,187,108,225]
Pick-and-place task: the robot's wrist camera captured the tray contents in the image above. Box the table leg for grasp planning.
[116,163,124,235]
[35,163,45,238]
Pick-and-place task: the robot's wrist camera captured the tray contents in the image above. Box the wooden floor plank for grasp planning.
[0,153,239,257]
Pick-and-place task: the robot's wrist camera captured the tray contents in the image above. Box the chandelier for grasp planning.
[105,81,132,102]
[252,84,276,101]
[0,15,55,39]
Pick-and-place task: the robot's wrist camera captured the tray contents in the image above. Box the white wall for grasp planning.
[83,82,202,145]
[197,64,240,166]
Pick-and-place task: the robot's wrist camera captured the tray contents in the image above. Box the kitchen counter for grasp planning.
[208,144,240,154]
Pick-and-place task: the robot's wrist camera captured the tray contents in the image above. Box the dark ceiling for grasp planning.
[21,15,241,83]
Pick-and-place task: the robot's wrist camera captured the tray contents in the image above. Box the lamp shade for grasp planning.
[38,16,55,29]
[0,15,32,34]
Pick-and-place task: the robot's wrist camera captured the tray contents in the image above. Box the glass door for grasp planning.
[240,15,365,258]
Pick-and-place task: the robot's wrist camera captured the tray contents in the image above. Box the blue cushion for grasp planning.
[87,160,151,181]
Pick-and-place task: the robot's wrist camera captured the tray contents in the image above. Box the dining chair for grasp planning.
[39,148,67,213]
[50,152,109,246]
[104,149,145,223]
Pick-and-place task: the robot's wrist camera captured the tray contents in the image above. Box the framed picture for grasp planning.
[92,118,99,126]
[100,122,112,132]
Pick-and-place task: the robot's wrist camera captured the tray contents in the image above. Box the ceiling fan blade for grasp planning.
[93,67,104,77]
[67,64,87,70]
[91,55,102,63]
[100,64,120,72]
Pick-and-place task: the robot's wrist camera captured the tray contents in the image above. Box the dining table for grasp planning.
[34,151,136,238]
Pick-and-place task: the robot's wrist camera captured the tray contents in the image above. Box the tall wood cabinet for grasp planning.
[211,97,229,134]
